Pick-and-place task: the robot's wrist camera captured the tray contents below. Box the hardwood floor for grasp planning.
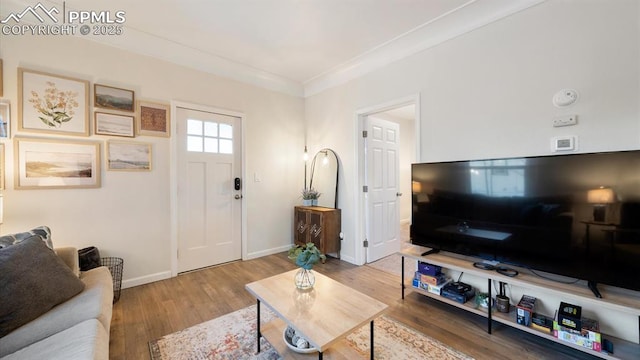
[109,252,599,359]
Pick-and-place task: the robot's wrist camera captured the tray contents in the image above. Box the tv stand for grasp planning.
[589,281,603,298]
[400,245,640,360]
[420,248,440,256]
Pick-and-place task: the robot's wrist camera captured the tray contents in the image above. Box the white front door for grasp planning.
[176,107,242,272]
[365,116,401,262]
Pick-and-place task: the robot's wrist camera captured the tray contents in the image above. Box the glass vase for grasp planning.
[294,268,315,290]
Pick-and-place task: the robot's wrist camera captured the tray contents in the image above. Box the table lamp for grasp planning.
[587,187,614,222]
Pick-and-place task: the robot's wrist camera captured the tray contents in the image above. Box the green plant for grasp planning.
[301,188,321,200]
[288,242,326,270]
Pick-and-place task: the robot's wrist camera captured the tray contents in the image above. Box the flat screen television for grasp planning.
[411,150,640,294]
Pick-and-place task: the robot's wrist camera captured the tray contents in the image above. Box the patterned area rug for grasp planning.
[149,305,474,360]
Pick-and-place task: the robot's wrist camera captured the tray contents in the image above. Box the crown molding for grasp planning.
[303,0,546,97]
[84,28,305,97]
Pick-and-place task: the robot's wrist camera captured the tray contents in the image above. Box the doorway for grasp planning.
[358,96,419,264]
[175,105,243,273]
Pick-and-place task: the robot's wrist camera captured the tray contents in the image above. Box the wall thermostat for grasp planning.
[553,89,579,107]
[551,136,577,152]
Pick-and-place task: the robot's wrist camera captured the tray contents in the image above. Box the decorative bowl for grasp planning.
[283,326,317,354]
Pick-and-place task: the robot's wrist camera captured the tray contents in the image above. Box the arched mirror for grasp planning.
[309,148,339,208]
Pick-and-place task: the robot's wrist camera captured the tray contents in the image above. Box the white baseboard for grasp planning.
[245,244,291,260]
[121,271,172,289]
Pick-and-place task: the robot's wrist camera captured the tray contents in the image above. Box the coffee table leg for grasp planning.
[370,320,374,360]
[318,352,323,359]
[256,299,261,353]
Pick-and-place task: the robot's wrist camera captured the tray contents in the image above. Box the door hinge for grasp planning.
[363,185,368,193]
[363,239,369,248]
[362,130,368,138]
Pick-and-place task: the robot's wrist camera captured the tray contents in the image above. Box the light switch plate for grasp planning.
[551,136,577,152]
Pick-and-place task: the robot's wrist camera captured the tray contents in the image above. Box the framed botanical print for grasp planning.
[94,112,135,137]
[107,140,151,171]
[14,137,101,189]
[18,68,90,136]
[94,84,135,112]
[137,100,170,137]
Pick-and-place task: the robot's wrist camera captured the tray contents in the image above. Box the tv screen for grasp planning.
[411,150,640,292]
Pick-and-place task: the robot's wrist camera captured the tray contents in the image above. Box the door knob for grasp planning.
[396,192,403,197]
[234,194,243,199]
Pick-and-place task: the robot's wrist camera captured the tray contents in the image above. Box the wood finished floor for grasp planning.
[109,252,599,360]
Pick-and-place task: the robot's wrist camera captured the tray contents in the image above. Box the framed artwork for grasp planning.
[137,100,170,137]
[0,144,4,190]
[18,68,90,136]
[0,100,9,138]
[94,84,135,112]
[0,59,3,97]
[107,140,151,171]
[94,112,135,137]
[14,137,101,189]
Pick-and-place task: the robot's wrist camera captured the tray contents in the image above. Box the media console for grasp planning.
[400,245,640,360]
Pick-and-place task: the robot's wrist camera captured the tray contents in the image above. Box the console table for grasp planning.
[400,245,640,360]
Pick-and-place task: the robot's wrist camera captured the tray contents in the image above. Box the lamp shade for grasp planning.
[587,188,614,204]
[412,181,422,193]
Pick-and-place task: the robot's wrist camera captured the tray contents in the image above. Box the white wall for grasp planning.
[305,0,639,342]
[0,35,305,286]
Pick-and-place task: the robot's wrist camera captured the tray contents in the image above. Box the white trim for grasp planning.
[245,245,291,260]
[122,271,172,289]
[304,0,546,97]
[82,28,304,98]
[170,100,247,277]
[354,94,421,266]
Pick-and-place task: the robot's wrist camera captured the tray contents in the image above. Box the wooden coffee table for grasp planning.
[245,269,388,359]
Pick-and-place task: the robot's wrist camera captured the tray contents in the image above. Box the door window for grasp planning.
[187,119,233,154]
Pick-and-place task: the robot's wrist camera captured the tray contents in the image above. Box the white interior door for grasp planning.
[176,107,242,272]
[365,116,401,262]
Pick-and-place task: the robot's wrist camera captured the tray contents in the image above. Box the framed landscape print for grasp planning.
[18,68,90,136]
[94,84,134,112]
[14,137,101,189]
[95,112,135,137]
[107,140,151,171]
[0,100,9,138]
[137,100,170,137]
[0,144,4,190]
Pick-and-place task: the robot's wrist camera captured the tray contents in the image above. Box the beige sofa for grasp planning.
[0,240,113,360]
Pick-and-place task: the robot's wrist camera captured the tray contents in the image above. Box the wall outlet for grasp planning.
[553,115,578,127]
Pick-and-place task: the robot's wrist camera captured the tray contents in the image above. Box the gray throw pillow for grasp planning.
[0,226,53,249]
[0,235,85,338]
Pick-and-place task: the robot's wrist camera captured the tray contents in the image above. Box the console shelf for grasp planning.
[400,245,640,360]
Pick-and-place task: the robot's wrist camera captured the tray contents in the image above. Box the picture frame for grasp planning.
[0,144,5,190]
[137,100,170,137]
[94,112,135,137]
[14,137,101,189]
[18,68,90,136]
[0,100,9,138]
[107,140,151,171]
[94,84,135,112]
[0,59,3,97]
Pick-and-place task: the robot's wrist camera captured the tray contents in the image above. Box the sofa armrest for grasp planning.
[55,247,80,277]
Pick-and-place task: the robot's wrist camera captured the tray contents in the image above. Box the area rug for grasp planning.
[149,305,474,360]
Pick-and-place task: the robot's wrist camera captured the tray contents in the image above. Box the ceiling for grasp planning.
[0,0,545,96]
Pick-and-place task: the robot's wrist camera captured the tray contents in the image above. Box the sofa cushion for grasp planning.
[0,236,85,338]
[0,226,53,249]
[0,319,108,360]
[0,267,113,356]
